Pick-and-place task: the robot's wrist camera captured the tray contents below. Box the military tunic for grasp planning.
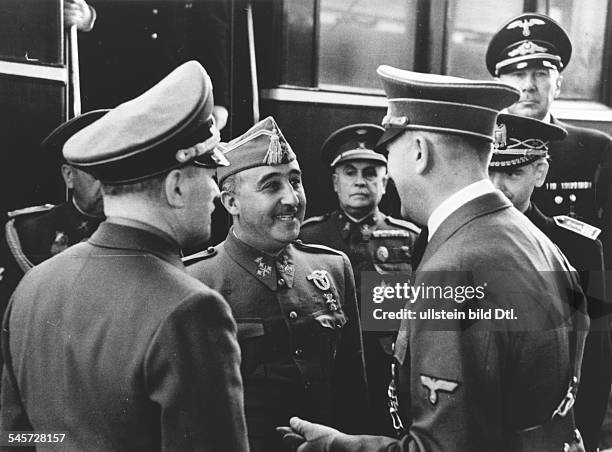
[300,209,419,436]
[186,230,368,452]
[525,202,612,452]
[0,202,103,319]
[532,117,612,266]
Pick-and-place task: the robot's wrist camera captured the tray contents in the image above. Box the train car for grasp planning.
[2,0,612,244]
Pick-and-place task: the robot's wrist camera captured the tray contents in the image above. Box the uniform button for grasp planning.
[185,2,193,8]
[294,348,303,358]
[152,8,158,14]
[554,195,564,205]
[569,193,577,202]
[151,33,158,40]
[304,381,311,390]
[278,278,285,286]
[289,311,298,320]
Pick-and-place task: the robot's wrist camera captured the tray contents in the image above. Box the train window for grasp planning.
[318,0,418,92]
[278,0,610,103]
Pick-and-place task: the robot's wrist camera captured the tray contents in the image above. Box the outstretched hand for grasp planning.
[277,417,341,452]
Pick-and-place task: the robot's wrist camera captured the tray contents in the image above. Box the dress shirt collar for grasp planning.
[427,179,496,241]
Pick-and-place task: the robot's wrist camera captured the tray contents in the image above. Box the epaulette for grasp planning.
[182,246,217,266]
[553,215,601,240]
[292,239,344,256]
[301,214,328,227]
[384,216,421,234]
[7,204,55,219]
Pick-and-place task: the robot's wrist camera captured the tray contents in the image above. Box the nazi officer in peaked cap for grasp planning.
[281,66,588,451]
[489,113,612,452]
[0,110,108,328]
[299,123,419,436]
[1,61,248,451]
[185,116,368,452]
[487,12,612,268]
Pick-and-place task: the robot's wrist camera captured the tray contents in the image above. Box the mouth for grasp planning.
[275,213,299,222]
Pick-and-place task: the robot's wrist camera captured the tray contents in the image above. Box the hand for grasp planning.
[279,417,341,452]
[212,106,229,131]
[563,429,585,452]
[64,0,93,30]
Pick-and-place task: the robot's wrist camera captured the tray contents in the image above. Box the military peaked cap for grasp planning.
[42,109,110,159]
[321,124,386,168]
[63,61,228,184]
[490,113,567,169]
[486,13,572,76]
[217,116,296,185]
[376,65,519,147]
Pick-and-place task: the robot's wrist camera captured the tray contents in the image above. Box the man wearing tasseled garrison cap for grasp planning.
[487,13,612,270]
[489,113,612,452]
[185,116,367,452]
[281,66,588,451]
[0,61,248,451]
[299,123,419,436]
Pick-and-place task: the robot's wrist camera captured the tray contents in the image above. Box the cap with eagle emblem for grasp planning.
[486,13,572,76]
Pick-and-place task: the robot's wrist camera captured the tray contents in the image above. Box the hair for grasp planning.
[220,173,241,195]
[101,170,172,200]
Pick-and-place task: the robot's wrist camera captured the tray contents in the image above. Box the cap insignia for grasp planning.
[507,17,546,36]
[493,123,507,149]
[508,41,548,58]
[263,132,284,164]
[382,115,410,127]
[358,141,367,149]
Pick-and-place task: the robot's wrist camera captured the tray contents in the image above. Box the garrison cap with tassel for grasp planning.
[489,113,567,169]
[217,116,296,185]
[63,60,228,184]
[376,65,520,148]
[486,13,572,77]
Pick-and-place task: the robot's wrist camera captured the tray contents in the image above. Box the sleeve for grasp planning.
[332,254,369,434]
[193,0,230,108]
[597,135,612,269]
[144,289,248,452]
[0,297,34,438]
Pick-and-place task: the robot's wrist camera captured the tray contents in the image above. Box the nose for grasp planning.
[519,73,537,92]
[489,172,504,191]
[354,171,366,186]
[281,181,300,206]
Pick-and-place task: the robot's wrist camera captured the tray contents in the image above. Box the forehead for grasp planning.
[501,67,556,77]
[240,160,302,183]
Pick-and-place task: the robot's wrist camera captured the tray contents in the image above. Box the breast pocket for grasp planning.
[235,319,266,377]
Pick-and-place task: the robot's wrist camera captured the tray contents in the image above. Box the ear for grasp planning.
[533,159,550,187]
[331,171,339,194]
[164,169,187,208]
[220,190,240,216]
[380,167,389,194]
[554,73,563,99]
[413,135,431,176]
[61,164,75,189]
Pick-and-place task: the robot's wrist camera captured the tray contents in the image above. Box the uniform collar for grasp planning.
[427,179,496,241]
[338,208,381,239]
[224,229,294,290]
[88,220,184,269]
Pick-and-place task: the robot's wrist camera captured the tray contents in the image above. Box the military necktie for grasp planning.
[411,227,428,269]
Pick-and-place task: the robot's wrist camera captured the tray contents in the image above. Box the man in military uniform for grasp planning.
[486,13,612,265]
[489,112,612,452]
[0,110,108,319]
[79,0,230,129]
[299,123,419,436]
[186,116,367,452]
[280,66,588,451]
[1,61,248,450]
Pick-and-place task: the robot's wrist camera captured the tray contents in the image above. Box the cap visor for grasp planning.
[376,128,406,150]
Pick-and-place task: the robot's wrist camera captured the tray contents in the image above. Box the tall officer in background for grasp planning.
[299,124,419,436]
[0,110,108,320]
[79,0,230,129]
[280,66,588,451]
[486,13,612,265]
[186,117,368,452]
[1,61,248,451]
[489,113,612,452]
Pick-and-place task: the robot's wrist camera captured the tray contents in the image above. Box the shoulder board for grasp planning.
[292,239,344,256]
[182,246,217,266]
[7,204,55,219]
[553,215,601,240]
[301,214,328,227]
[384,216,421,234]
